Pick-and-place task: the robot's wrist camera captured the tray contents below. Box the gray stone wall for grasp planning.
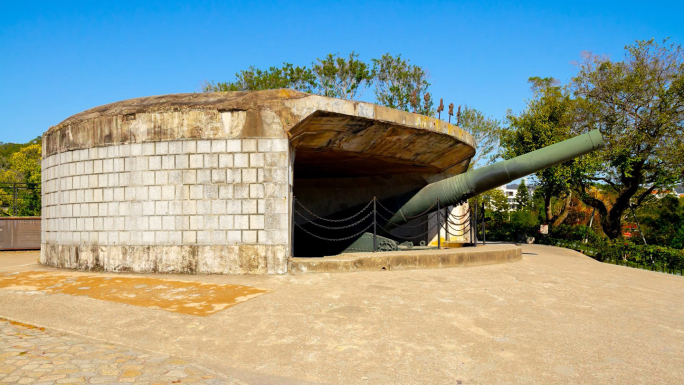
[41,138,291,274]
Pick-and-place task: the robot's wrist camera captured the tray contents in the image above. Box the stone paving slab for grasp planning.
[0,319,241,384]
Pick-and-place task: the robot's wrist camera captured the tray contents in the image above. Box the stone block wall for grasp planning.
[41,138,291,274]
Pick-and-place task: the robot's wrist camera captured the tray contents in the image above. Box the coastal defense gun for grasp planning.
[342,129,605,252]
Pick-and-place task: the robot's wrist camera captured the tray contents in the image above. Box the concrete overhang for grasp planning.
[44,90,476,178]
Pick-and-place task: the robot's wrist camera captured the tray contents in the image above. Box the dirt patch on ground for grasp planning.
[0,271,269,316]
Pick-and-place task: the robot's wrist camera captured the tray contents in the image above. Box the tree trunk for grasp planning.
[552,192,573,227]
[544,192,553,225]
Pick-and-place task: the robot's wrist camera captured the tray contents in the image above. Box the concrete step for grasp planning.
[288,244,522,274]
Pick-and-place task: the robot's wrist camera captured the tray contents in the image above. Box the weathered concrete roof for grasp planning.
[45,90,477,176]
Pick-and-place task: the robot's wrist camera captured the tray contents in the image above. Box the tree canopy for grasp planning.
[203,52,434,115]
[501,77,579,227]
[515,179,531,209]
[571,39,684,238]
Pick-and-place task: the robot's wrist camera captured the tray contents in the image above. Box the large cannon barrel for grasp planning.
[386,129,605,228]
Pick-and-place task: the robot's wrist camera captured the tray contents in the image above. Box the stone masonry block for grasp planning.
[212,200,226,214]
[197,169,211,184]
[211,140,226,153]
[227,231,241,243]
[226,139,241,152]
[169,141,183,154]
[226,200,241,214]
[149,186,162,200]
[242,139,257,152]
[155,201,169,215]
[235,215,249,230]
[219,185,233,199]
[142,142,155,155]
[204,215,218,230]
[242,199,257,214]
[183,170,196,184]
[249,153,265,168]
[183,140,197,154]
[149,156,162,170]
[234,154,249,168]
[155,142,169,155]
[204,154,219,168]
[149,216,162,231]
[219,215,234,229]
[176,155,189,169]
[183,231,196,244]
[189,154,203,169]
[272,139,289,152]
[162,155,175,169]
[242,231,257,243]
[196,200,211,215]
[219,154,233,168]
[197,231,211,244]
[257,139,272,152]
[155,170,168,185]
[250,184,265,198]
[162,216,175,230]
[234,184,249,199]
[242,169,257,183]
[250,215,265,230]
[190,215,204,230]
[204,185,218,199]
[162,185,175,200]
[212,169,226,183]
[197,140,211,153]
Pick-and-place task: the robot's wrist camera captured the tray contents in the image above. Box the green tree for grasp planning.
[571,39,684,239]
[312,52,373,100]
[638,195,684,247]
[0,143,42,216]
[203,52,438,114]
[501,77,578,227]
[515,179,531,209]
[371,53,433,115]
[458,106,501,168]
[202,63,316,93]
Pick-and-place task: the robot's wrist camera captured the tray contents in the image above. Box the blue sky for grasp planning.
[1,0,682,143]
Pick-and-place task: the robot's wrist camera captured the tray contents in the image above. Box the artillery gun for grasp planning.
[340,129,605,253]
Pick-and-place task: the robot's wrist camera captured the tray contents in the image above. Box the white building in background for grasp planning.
[498,183,536,211]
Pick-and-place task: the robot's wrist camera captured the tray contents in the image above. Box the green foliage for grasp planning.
[312,52,373,100]
[515,179,530,209]
[458,106,501,168]
[571,39,684,238]
[0,141,42,217]
[202,63,316,93]
[371,53,433,115]
[637,195,684,248]
[203,52,439,115]
[0,136,41,169]
[501,77,579,226]
[542,236,684,273]
[671,227,684,250]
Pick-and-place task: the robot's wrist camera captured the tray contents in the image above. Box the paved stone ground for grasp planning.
[0,320,237,384]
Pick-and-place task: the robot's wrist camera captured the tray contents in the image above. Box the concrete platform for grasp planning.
[288,244,521,274]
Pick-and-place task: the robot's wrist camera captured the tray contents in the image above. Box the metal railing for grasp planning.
[0,182,41,217]
[294,196,477,252]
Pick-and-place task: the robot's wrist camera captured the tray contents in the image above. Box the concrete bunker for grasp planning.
[41,90,476,274]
